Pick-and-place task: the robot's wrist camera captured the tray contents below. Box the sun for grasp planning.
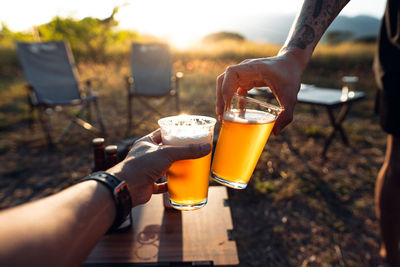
[168,34,195,50]
[117,1,219,49]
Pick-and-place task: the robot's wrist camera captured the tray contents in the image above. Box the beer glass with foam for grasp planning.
[158,115,216,211]
[211,93,283,189]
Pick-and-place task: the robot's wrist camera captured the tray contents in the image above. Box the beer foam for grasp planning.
[162,129,211,145]
[159,115,215,145]
[223,109,276,124]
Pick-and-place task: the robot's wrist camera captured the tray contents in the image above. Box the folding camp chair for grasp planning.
[16,40,106,146]
[126,43,182,133]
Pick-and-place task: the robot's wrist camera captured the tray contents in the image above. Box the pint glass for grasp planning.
[158,115,216,211]
[211,94,283,189]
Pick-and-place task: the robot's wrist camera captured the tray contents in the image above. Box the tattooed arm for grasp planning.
[216,0,350,134]
[281,0,350,69]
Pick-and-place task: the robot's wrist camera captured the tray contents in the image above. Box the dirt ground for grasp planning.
[0,62,388,266]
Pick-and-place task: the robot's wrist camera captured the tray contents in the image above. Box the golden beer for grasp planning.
[167,153,212,206]
[158,115,216,211]
[211,108,278,189]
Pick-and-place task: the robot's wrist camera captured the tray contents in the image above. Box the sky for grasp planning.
[0,0,387,48]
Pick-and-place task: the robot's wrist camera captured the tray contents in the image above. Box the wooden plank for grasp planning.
[85,186,239,266]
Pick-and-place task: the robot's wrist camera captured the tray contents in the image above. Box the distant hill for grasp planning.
[216,14,381,44]
[326,15,381,41]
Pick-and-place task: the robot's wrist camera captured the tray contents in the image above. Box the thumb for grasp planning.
[163,143,212,162]
[273,107,293,135]
[152,182,168,194]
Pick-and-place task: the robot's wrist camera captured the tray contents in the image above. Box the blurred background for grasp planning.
[0,0,389,266]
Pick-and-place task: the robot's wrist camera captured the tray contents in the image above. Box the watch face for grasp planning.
[113,181,128,195]
[120,186,132,204]
[116,182,132,210]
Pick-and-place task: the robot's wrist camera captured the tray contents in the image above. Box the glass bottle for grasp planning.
[92,138,106,172]
[105,145,118,169]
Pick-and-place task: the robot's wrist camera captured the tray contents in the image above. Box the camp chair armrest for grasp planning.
[26,83,34,91]
[82,93,98,102]
[80,77,101,97]
[25,83,38,106]
[125,75,134,93]
[173,72,184,90]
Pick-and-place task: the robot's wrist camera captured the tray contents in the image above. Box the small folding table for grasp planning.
[248,85,366,157]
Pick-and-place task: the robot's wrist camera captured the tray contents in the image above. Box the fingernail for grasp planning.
[200,143,211,153]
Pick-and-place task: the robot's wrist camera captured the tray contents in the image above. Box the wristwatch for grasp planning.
[80,171,132,233]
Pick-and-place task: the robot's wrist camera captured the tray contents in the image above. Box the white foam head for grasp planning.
[223,109,276,124]
[158,115,216,145]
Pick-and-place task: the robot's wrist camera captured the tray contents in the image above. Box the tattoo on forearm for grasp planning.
[288,25,315,49]
[287,0,349,50]
[313,0,323,18]
[326,0,340,16]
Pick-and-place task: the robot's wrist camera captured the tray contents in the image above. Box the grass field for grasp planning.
[0,41,387,266]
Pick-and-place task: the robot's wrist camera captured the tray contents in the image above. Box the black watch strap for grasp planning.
[80,171,132,234]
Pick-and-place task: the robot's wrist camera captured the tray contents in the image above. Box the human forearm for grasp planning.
[279,0,350,69]
[0,181,115,267]
[215,1,352,134]
[0,130,211,266]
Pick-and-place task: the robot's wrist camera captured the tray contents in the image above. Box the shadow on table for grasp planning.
[158,210,183,262]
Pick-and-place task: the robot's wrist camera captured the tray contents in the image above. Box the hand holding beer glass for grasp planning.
[211,93,283,189]
[158,115,216,211]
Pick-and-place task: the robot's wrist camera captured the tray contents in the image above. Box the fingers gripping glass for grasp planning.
[158,115,216,211]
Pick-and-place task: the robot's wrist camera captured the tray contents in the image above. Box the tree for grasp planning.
[355,35,377,44]
[1,23,34,46]
[324,30,354,44]
[202,31,245,43]
[36,7,138,61]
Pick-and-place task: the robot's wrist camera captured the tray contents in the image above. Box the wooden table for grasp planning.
[84,186,239,266]
[248,85,366,157]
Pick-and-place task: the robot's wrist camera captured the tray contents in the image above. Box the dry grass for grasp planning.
[0,41,387,266]
[314,42,376,57]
